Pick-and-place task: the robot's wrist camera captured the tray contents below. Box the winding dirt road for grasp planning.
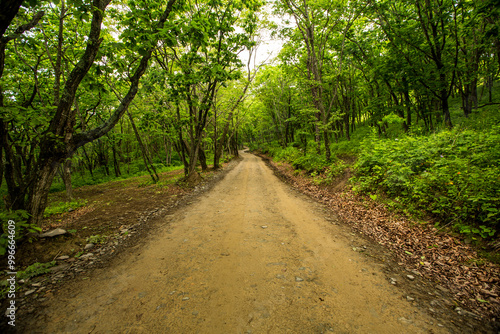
[25,152,447,333]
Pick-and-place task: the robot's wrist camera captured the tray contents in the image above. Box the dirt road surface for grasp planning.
[23,152,449,333]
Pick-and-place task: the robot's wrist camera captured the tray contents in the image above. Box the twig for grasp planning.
[52,250,62,261]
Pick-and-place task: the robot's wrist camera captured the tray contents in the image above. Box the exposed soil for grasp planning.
[257,153,499,332]
[1,152,496,333]
[11,168,191,269]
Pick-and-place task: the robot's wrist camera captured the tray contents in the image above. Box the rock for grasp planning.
[390,278,397,285]
[49,264,70,273]
[192,311,199,316]
[406,275,415,281]
[455,307,480,319]
[84,243,94,250]
[25,289,36,296]
[295,277,304,282]
[5,307,16,316]
[398,317,412,324]
[31,283,41,287]
[79,253,94,260]
[39,228,67,238]
[406,296,415,301]
[56,255,70,260]
[182,297,190,301]
[261,226,268,229]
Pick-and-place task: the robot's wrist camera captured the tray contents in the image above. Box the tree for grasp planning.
[1,0,178,225]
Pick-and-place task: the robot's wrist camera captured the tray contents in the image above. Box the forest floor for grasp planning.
[4,151,497,333]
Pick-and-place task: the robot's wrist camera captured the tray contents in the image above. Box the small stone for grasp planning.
[454,307,480,319]
[31,283,41,287]
[56,255,70,260]
[39,228,67,238]
[79,253,94,260]
[261,226,268,229]
[390,278,397,285]
[295,277,304,282]
[49,264,70,273]
[182,297,190,301]
[25,289,36,296]
[192,311,199,316]
[406,296,415,301]
[406,275,415,281]
[5,307,16,316]
[398,317,412,324]
[84,243,94,250]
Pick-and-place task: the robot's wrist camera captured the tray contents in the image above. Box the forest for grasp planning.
[0,0,499,265]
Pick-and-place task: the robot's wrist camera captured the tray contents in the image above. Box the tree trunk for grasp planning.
[127,111,159,183]
[199,145,208,171]
[440,84,452,128]
[27,158,60,226]
[112,145,121,177]
[214,112,232,169]
[61,158,73,201]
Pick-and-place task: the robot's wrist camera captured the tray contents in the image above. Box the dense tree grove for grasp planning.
[0,0,261,230]
[243,0,499,148]
[0,0,499,243]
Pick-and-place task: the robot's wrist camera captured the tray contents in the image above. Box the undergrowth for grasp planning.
[353,125,500,240]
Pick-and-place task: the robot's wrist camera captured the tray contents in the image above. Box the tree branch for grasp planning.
[72,0,178,151]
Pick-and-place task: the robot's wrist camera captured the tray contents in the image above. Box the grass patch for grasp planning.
[44,199,88,218]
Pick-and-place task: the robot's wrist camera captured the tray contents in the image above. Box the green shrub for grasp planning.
[86,234,107,244]
[0,210,41,256]
[353,125,500,239]
[17,261,56,280]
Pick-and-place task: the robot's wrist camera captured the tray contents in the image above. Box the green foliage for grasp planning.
[353,126,500,239]
[0,210,41,256]
[86,235,106,244]
[44,199,88,218]
[268,145,329,173]
[17,261,56,280]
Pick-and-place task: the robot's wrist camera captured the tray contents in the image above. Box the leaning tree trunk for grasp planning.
[127,111,159,183]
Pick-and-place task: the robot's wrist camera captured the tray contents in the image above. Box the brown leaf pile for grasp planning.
[265,156,500,322]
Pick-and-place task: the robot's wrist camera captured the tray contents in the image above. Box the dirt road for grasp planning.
[24,152,447,333]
